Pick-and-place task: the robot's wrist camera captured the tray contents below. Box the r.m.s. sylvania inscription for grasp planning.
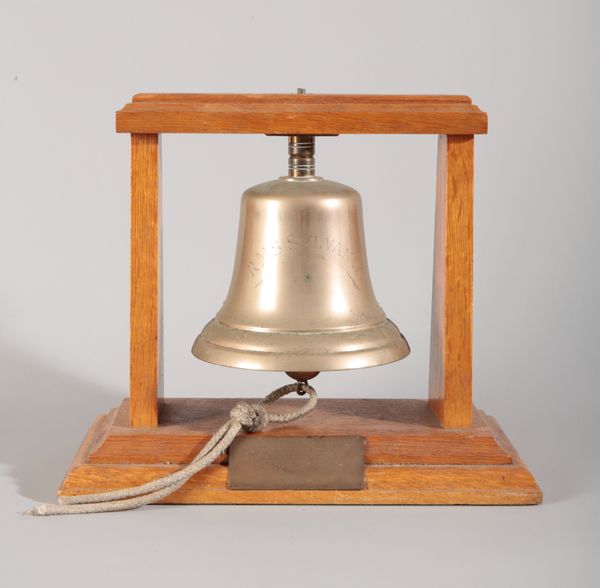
[247,233,364,279]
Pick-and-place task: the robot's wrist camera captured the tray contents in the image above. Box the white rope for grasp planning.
[25,382,317,516]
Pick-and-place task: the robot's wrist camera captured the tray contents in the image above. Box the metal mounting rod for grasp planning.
[288,88,314,177]
[288,135,315,177]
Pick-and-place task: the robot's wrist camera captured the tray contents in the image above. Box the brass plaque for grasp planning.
[228,436,365,490]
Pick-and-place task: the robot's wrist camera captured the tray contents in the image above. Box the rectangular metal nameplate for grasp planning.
[228,436,365,490]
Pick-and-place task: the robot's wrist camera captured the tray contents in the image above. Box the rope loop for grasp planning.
[24,380,318,516]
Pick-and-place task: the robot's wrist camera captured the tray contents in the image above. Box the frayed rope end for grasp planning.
[23,504,54,516]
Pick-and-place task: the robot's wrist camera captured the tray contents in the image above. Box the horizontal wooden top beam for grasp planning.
[116,93,487,135]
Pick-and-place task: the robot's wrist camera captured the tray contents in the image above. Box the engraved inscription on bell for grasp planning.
[247,232,364,280]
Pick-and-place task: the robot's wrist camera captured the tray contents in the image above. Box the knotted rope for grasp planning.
[25,381,317,516]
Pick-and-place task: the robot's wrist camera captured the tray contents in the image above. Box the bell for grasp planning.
[192,136,410,372]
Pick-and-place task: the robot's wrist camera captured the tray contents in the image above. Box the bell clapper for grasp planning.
[286,371,320,395]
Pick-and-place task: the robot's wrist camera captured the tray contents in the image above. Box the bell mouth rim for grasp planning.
[191,318,410,372]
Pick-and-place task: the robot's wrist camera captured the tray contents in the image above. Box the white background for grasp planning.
[1,1,598,586]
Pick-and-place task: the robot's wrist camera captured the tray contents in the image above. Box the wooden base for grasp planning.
[59,399,542,505]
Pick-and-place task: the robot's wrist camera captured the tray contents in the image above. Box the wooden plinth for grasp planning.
[59,399,542,505]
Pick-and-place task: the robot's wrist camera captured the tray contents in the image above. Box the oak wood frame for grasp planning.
[125,93,480,429]
[58,93,541,505]
[130,134,163,427]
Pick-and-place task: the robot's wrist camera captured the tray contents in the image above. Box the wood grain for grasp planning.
[115,94,487,134]
[87,398,512,466]
[59,408,542,505]
[61,463,542,505]
[130,134,162,427]
[429,135,474,428]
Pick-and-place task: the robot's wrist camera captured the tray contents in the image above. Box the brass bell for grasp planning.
[192,135,410,372]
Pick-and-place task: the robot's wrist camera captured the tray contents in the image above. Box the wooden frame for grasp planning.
[429,135,474,428]
[58,93,541,505]
[130,134,162,427]
[125,94,481,429]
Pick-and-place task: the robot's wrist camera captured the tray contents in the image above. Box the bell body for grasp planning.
[192,174,410,371]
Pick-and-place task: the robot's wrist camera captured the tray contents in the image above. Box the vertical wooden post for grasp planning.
[130,133,162,427]
[428,135,474,429]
